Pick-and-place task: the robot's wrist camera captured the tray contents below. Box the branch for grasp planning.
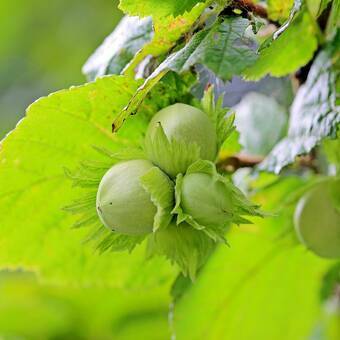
[217,153,320,173]
[217,154,263,173]
[231,0,269,20]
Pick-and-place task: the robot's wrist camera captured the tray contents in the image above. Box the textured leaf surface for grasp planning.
[267,0,294,22]
[0,75,176,286]
[83,16,153,81]
[119,0,204,18]
[114,17,257,130]
[154,16,257,81]
[124,3,207,77]
[261,49,340,173]
[244,11,317,80]
[173,229,330,340]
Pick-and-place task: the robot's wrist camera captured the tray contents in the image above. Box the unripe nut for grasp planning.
[145,103,217,177]
[294,180,340,259]
[181,172,233,228]
[96,159,157,235]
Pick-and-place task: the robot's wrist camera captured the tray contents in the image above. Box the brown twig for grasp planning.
[217,154,264,173]
[217,152,320,174]
[231,0,269,20]
[221,0,279,26]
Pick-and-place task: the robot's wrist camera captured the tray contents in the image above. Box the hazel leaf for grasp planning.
[244,10,317,80]
[119,0,206,19]
[0,75,177,285]
[123,3,207,77]
[82,15,153,81]
[114,16,257,130]
[260,48,340,173]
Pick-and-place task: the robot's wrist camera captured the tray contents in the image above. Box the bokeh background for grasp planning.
[0,0,122,139]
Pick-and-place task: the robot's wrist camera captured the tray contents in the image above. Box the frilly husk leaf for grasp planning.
[201,85,236,149]
[144,122,201,178]
[147,222,215,281]
[140,166,175,232]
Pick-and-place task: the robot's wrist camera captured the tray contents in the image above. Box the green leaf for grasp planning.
[0,271,171,339]
[322,129,340,174]
[267,0,295,22]
[0,75,176,285]
[173,229,331,340]
[160,16,256,81]
[244,10,318,80]
[114,16,257,130]
[307,0,332,18]
[326,0,340,40]
[140,166,175,232]
[260,49,340,173]
[119,0,205,18]
[83,16,153,81]
[234,92,288,156]
[147,222,215,281]
[144,122,201,177]
[123,3,208,77]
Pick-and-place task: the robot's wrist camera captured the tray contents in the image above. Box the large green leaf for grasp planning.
[0,270,171,339]
[173,227,331,340]
[83,16,153,81]
[0,75,176,286]
[119,0,205,18]
[172,172,337,339]
[260,49,340,173]
[123,2,207,77]
[150,16,257,82]
[114,16,257,130]
[244,10,317,80]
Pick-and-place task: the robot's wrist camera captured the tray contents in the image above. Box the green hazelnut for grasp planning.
[96,159,158,235]
[145,103,217,177]
[294,179,340,259]
[180,172,233,228]
[173,160,262,241]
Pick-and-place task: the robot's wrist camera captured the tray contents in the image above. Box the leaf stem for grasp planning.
[231,0,269,20]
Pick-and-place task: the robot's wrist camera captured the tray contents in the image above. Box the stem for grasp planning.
[217,154,264,172]
[231,0,269,20]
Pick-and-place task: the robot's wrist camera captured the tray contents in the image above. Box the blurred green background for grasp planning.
[0,0,122,139]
